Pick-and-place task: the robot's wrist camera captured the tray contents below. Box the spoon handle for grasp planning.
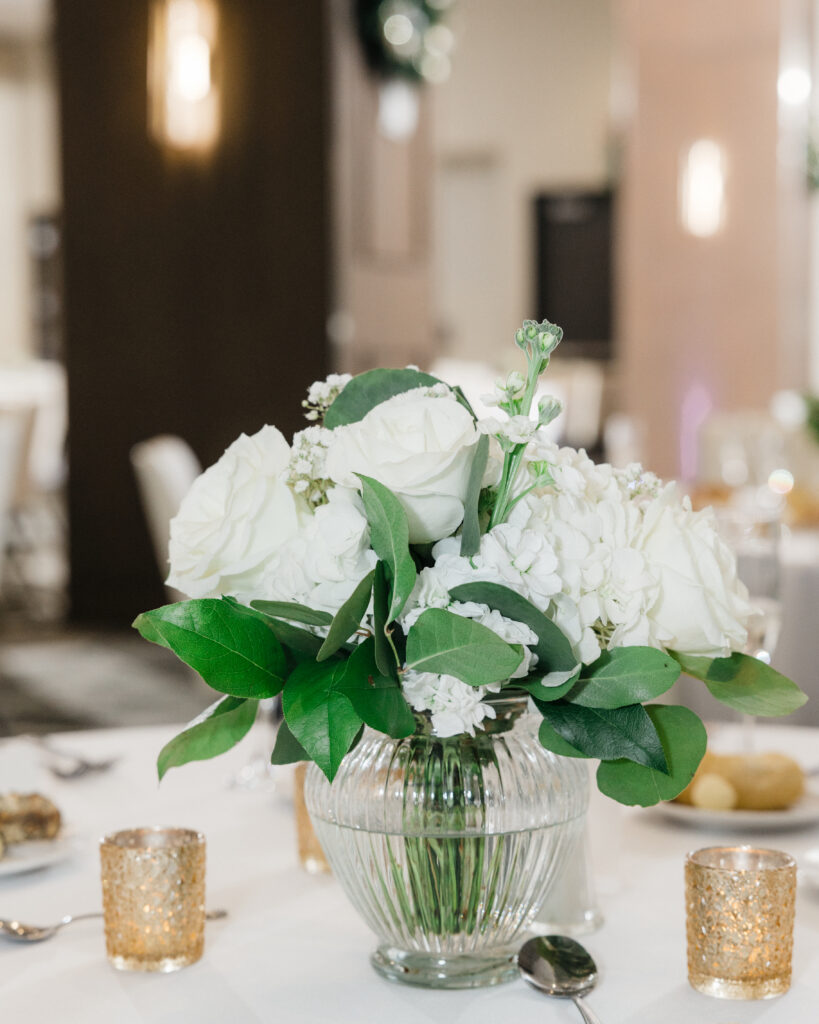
[572,995,603,1024]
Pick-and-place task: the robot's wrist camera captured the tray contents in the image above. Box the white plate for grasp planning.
[0,834,79,878]
[655,792,819,832]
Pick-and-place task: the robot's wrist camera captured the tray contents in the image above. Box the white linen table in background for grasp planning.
[2,722,819,1024]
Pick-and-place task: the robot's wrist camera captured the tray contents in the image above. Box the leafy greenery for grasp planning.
[357,474,416,622]
[157,696,258,780]
[338,638,415,738]
[405,608,523,685]
[316,569,374,661]
[324,368,441,428]
[673,651,808,717]
[270,719,308,765]
[567,648,680,709]
[373,560,398,679]
[536,701,669,773]
[596,705,707,806]
[250,601,332,627]
[459,434,489,557]
[133,600,286,699]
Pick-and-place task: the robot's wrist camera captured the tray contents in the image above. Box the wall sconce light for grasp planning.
[679,139,726,238]
[148,0,220,153]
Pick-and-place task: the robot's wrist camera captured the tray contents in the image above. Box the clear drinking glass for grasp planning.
[100,826,206,972]
[304,697,587,989]
[685,845,796,999]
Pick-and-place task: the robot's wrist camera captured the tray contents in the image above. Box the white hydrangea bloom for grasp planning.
[401,670,502,738]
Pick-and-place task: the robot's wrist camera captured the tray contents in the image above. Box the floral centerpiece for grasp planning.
[135,319,806,988]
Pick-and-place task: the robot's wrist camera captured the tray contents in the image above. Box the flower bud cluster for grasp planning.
[302,373,353,422]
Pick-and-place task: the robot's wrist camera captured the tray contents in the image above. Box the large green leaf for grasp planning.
[448,581,576,672]
[568,648,680,709]
[250,601,332,627]
[316,570,374,661]
[133,600,286,698]
[157,696,258,780]
[596,705,707,806]
[673,651,808,717]
[357,475,416,621]
[459,434,489,558]
[282,660,363,781]
[324,367,441,428]
[536,712,590,759]
[373,560,398,679]
[270,719,309,765]
[405,608,523,685]
[536,701,669,773]
[338,639,415,738]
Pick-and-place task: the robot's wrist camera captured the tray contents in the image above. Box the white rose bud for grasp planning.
[167,425,307,599]
[325,389,479,544]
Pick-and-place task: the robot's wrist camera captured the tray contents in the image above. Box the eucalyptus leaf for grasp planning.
[373,560,398,679]
[133,600,286,699]
[460,434,489,558]
[405,608,523,686]
[250,601,333,627]
[520,667,581,702]
[338,639,415,738]
[270,719,309,765]
[157,696,258,780]
[316,569,375,661]
[324,367,441,428]
[536,701,669,773]
[673,651,808,717]
[596,705,707,806]
[536,713,590,759]
[357,474,416,622]
[448,581,576,671]
[568,648,680,709]
[282,660,363,782]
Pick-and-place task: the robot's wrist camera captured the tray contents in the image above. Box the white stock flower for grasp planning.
[325,388,479,544]
[478,414,539,447]
[167,426,307,599]
[401,670,501,738]
[259,487,377,616]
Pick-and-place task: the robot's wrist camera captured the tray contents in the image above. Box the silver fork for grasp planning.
[25,735,119,780]
[0,909,228,942]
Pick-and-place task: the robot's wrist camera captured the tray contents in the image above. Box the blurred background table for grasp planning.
[2,722,819,1024]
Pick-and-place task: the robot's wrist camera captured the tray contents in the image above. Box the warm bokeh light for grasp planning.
[768,468,795,495]
[679,139,726,237]
[777,67,811,105]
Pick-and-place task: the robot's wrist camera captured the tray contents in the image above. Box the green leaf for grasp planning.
[259,617,324,659]
[133,600,286,698]
[536,701,669,773]
[316,570,374,662]
[250,601,332,627]
[373,560,398,679]
[270,719,309,765]
[459,434,489,558]
[520,668,581,703]
[568,648,680,709]
[673,651,808,717]
[157,696,258,780]
[536,712,590,759]
[405,608,523,685]
[357,474,416,621]
[324,367,442,428]
[282,660,363,782]
[338,639,415,738]
[448,581,576,671]
[596,705,707,806]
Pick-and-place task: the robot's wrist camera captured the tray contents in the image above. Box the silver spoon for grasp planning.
[518,934,603,1024]
[0,908,228,943]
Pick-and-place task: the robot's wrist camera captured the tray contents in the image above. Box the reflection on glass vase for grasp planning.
[304,696,588,989]
[533,817,603,936]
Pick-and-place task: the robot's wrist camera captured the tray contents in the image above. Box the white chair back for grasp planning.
[130,435,202,599]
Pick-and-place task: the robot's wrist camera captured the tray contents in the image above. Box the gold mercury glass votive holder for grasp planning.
[100,826,206,972]
[685,845,796,999]
[294,762,330,874]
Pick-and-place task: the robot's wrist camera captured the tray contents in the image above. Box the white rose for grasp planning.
[167,425,307,599]
[324,389,479,544]
[638,487,752,657]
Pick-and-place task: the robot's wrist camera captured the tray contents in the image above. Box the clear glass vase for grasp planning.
[304,696,588,989]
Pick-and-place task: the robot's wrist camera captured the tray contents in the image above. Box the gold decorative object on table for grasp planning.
[685,845,796,999]
[100,826,206,972]
[294,762,330,875]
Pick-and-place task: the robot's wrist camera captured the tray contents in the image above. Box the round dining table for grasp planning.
[2,720,819,1023]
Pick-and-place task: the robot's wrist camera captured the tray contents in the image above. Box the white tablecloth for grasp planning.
[3,722,819,1023]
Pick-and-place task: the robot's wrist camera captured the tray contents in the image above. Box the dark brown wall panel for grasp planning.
[56,0,329,623]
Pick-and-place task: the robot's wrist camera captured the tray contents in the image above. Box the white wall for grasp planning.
[430,0,613,366]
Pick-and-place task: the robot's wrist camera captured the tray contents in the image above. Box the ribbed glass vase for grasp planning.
[304,696,588,988]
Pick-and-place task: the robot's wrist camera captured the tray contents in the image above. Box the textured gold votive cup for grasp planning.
[685,845,796,999]
[294,762,330,874]
[100,826,206,972]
